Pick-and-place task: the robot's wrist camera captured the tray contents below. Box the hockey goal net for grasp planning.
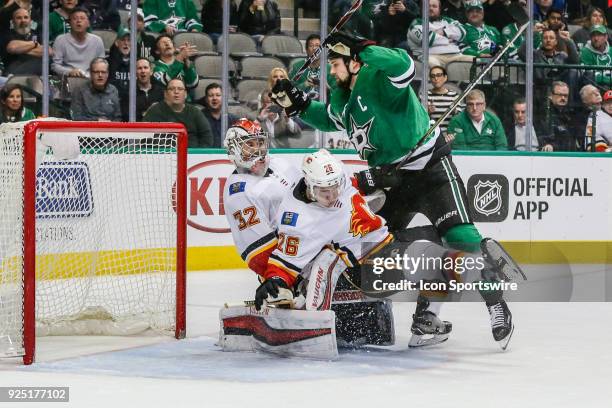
[0,120,187,364]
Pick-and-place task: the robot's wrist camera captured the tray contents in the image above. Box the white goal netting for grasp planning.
[0,121,185,362]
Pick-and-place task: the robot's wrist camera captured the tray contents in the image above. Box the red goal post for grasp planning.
[0,120,187,365]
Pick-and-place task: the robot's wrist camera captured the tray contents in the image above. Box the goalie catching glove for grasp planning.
[254,276,293,311]
[325,31,376,61]
[270,79,311,117]
[354,167,402,195]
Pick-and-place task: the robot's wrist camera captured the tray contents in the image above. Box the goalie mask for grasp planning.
[302,149,345,208]
[225,119,270,176]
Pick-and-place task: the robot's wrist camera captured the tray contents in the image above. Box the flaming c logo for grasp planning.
[349,194,382,237]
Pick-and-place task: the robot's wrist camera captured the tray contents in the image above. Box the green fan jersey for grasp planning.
[300,46,432,167]
[288,59,337,97]
[460,23,502,57]
[501,22,542,59]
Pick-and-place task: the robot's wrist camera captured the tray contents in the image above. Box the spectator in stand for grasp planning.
[580,25,612,87]
[585,89,612,151]
[460,1,502,58]
[144,0,203,34]
[518,27,579,86]
[2,8,46,76]
[258,66,287,110]
[201,0,239,44]
[81,0,120,30]
[442,0,466,23]
[426,65,464,134]
[200,83,238,147]
[49,0,79,44]
[143,78,213,147]
[504,97,539,151]
[152,34,199,89]
[135,58,164,121]
[0,0,41,40]
[579,84,603,150]
[407,0,472,67]
[447,89,508,150]
[257,91,301,148]
[533,0,565,22]
[52,8,105,78]
[121,9,156,62]
[536,81,580,151]
[238,0,281,44]
[374,0,418,49]
[572,7,611,51]
[288,34,335,101]
[108,26,131,121]
[542,8,577,56]
[71,57,122,121]
[501,0,543,60]
[0,84,35,123]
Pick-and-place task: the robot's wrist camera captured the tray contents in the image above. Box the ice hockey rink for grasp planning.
[1,267,611,408]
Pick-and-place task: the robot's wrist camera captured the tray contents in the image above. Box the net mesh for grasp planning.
[0,122,181,358]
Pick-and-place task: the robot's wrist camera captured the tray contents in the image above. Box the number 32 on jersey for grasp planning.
[232,206,260,231]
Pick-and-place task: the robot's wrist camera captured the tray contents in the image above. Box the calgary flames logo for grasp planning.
[349,194,382,237]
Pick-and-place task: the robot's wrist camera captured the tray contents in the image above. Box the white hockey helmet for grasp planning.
[302,149,345,207]
[224,118,269,176]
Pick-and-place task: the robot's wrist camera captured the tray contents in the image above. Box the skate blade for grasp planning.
[497,323,514,351]
[482,238,527,281]
[408,333,449,348]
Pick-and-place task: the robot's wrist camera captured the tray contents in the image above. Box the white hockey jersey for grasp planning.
[223,157,302,275]
[264,178,393,286]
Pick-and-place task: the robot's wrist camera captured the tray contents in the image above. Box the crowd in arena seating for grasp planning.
[0,0,609,151]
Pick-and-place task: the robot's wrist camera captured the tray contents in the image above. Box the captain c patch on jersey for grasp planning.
[281,211,299,226]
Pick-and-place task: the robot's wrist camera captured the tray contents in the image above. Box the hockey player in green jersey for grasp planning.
[270,31,518,348]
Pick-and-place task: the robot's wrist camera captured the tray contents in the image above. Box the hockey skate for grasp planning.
[480,238,521,350]
[486,300,513,351]
[480,238,527,282]
[408,296,452,348]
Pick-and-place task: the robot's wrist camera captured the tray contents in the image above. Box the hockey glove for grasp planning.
[355,167,402,195]
[270,79,311,117]
[254,276,289,311]
[326,31,376,61]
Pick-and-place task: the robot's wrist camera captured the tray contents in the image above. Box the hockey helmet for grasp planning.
[302,149,345,207]
[224,118,270,175]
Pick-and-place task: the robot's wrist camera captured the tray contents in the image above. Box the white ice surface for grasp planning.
[1,268,612,408]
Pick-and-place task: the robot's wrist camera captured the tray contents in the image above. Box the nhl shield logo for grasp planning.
[473,180,502,216]
[467,174,509,222]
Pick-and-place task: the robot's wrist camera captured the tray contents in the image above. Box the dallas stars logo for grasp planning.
[349,115,376,158]
[475,35,492,51]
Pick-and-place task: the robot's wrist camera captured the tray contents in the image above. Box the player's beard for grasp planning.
[336,74,351,90]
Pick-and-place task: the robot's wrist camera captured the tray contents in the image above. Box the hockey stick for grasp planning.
[291,0,364,81]
[393,21,530,171]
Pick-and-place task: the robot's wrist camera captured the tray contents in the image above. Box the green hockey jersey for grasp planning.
[143,0,203,33]
[300,46,432,168]
[501,22,541,59]
[460,23,502,57]
[49,11,70,43]
[153,58,199,89]
[288,60,336,97]
[580,42,612,85]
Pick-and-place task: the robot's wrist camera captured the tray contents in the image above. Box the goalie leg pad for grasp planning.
[219,305,338,360]
[304,248,347,311]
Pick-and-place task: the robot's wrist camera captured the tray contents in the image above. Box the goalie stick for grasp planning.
[394,21,530,171]
[291,0,363,81]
